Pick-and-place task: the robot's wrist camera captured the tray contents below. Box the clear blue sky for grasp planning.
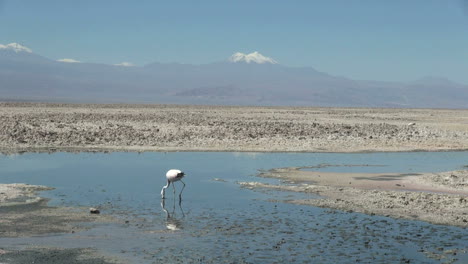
[1,0,467,83]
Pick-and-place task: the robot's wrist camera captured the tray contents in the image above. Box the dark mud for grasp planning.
[0,248,123,264]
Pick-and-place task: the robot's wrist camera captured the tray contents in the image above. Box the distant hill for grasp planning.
[1,44,467,108]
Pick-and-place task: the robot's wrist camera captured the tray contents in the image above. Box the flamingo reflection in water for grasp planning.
[161,198,185,231]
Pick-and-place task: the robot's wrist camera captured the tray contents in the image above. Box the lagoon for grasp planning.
[0,151,467,263]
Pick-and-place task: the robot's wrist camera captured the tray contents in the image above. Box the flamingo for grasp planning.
[161,169,186,199]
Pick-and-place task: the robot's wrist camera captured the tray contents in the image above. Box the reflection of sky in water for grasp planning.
[0,151,467,263]
[0,153,63,173]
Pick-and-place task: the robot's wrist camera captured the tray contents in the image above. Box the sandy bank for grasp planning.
[1,102,468,153]
[0,183,52,205]
[0,183,115,237]
[240,168,468,227]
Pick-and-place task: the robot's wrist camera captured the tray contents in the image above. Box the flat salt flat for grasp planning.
[1,102,468,153]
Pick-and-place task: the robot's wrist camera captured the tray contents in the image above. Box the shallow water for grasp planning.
[0,151,467,263]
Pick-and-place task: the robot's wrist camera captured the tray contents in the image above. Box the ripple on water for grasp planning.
[0,151,467,263]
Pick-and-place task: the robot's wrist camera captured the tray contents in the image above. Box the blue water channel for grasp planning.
[0,151,467,263]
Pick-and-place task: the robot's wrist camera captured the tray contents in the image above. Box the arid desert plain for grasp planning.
[1,102,468,263]
[1,102,468,153]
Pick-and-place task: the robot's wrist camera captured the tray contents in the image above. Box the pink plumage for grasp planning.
[161,169,186,199]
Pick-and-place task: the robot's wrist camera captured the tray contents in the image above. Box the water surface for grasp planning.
[0,151,467,263]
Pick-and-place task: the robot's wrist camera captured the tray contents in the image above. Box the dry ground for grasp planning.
[1,102,468,153]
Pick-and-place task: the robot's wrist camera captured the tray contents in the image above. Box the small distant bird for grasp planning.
[161,169,186,199]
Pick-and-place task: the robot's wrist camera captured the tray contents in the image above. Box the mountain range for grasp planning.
[1,43,467,108]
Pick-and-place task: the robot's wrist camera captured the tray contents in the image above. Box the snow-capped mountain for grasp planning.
[228,51,278,64]
[1,43,467,108]
[0,43,33,53]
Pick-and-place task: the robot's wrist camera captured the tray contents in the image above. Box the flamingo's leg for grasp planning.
[178,180,186,201]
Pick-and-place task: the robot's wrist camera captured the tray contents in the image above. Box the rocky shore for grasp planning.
[1,102,468,153]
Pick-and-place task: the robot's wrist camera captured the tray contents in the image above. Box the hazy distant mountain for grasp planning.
[1,44,467,108]
[228,51,278,64]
